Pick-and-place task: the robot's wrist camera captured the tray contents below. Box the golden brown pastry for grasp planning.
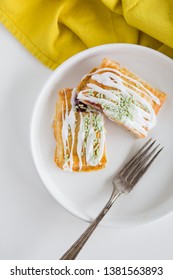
[53,88,107,172]
[77,58,167,138]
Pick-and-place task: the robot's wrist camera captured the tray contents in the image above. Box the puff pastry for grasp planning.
[53,88,107,172]
[77,58,167,138]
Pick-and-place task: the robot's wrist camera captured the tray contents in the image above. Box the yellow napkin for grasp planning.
[0,0,173,70]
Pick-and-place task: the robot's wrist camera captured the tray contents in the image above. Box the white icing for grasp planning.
[85,121,96,165]
[61,93,70,170]
[91,67,160,104]
[61,88,105,171]
[85,113,105,166]
[78,66,159,136]
[87,82,120,102]
[97,128,105,163]
[76,112,85,171]
[61,88,76,171]
[68,89,76,171]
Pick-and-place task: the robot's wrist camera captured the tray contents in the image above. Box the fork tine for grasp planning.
[119,138,154,177]
[130,146,164,186]
[127,143,160,182]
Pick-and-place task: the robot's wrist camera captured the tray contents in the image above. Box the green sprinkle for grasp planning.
[83,115,91,139]
[88,90,94,96]
[143,105,150,113]
[64,154,70,163]
[91,114,103,132]
[101,94,135,122]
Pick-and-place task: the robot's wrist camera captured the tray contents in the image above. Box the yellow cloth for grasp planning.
[0,0,173,70]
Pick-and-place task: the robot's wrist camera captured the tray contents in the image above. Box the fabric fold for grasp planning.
[122,0,173,49]
[0,0,172,70]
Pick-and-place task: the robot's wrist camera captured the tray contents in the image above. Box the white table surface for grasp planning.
[0,24,173,260]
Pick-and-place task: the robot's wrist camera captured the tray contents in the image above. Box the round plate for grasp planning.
[31,44,173,227]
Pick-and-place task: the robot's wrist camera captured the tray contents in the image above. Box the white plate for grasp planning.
[31,44,173,227]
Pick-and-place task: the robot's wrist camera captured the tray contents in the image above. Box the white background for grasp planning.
[0,23,173,260]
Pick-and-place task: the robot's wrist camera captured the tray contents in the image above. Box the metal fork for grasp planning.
[60,139,163,260]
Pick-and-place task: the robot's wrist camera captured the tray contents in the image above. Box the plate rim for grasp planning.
[30,43,173,227]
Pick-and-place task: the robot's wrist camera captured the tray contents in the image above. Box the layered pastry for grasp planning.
[77,58,167,138]
[53,88,107,172]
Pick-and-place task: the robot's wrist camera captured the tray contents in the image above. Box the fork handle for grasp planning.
[60,191,120,260]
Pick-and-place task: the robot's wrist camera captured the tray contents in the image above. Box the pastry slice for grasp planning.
[77,58,167,138]
[53,88,107,172]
